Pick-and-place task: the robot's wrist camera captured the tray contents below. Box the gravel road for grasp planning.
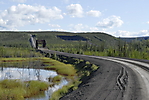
[38,48,145,100]
[29,36,148,100]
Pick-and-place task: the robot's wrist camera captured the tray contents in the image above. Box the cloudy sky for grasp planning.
[0,0,149,37]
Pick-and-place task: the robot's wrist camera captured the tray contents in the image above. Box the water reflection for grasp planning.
[0,67,68,100]
[27,79,68,100]
[0,68,57,82]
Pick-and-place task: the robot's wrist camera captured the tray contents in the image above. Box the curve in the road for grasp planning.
[37,48,149,100]
[29,36,148,100]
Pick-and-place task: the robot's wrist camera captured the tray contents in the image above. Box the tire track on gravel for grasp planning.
[38,49,143,100]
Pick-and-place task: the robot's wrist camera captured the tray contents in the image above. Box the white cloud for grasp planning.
[111,30,149,37]
[49,24,61,28]
[63,13,67,15]
[11,0,26,3]
[50,29,67,31]
[112,30,136,37]
[70,24,90,31]
[90,27,99,31]
[66,4,83,18]
[0,4,63,30]
[96,15,123,29]
[69,24,86,31]
[69,24,99,31]
[147,21,149,24]
[139,30,149,36]
[86,10,101,17]
[0,19,6,25]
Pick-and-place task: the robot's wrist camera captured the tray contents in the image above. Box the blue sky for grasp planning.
[0,0,149,37]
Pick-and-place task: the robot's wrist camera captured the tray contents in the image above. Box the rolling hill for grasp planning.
[29,31,120,48]
[120,36,149,42]
[0,31,122,49]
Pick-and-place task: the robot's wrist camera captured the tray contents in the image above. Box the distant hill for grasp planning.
[31,31,120,48]
[0,32,30,48]
[120,36,149,42]
[0,31,120,48]
[57,35,88,41]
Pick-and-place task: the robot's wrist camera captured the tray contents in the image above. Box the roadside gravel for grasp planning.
[60,59,124,100]
[38,49,142,100]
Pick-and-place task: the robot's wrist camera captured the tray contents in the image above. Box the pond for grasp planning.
[0,67,68,100]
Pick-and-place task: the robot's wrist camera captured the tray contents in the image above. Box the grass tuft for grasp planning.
[49,75,63,84]
[0,79,49,100]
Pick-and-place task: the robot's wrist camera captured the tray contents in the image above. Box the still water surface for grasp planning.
[0,67,68,100]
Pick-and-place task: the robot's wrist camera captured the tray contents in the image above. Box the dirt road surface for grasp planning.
[29,35,149,100]
[38,48,147,100]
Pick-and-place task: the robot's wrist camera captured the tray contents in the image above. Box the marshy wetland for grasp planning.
[0,57,76,100]
[0,33,100,100]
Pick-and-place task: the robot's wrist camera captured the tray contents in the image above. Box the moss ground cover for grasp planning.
[0,79,49,100]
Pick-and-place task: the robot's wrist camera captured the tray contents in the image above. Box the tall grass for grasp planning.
[49,56,99,100]
[0,47,43,58]
[0,79,49,100]
[44,59,77,79]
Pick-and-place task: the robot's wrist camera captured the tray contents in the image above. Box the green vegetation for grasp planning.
[0,32,30,48]
[30,32,149,100]
[0,47,43,58]
[2,31,149,61]
[30,31,149,60]
[49,75,63,84]
[44,58,77,78]
[0,56,77,78]
[32,32,118,47]
[0,32,81,100]
[0,44,78,100]
[50,82,80,100]
[2,31,149,100]
[0,57,77,77]
[49,56,99,100]
[0,57,78,100]
[0,57,45,68]
[84,39,149,60]
[0,79,49,100]
[31,32,118,55]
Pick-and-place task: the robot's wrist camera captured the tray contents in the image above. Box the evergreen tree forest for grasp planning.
[47,38,149,60]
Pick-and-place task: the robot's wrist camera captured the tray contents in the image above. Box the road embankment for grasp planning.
[38,48,146,100]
